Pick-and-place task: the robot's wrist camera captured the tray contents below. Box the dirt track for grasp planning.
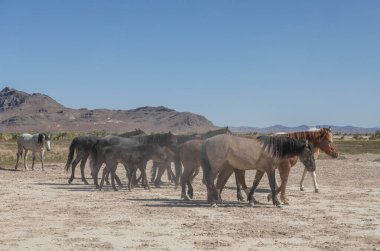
[1,154,380,250]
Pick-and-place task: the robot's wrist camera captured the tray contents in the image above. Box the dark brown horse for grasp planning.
[201,134,316,207]
[219,128,338,205]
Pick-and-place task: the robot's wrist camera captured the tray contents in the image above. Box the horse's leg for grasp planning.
[167,164,175,182]
[110,165,118,191]
[205,168,219,207]
[40,150,45,171]
[190,166,200,183]
[99,166,107,191]
[267,169,282,208]
[68,155,81,184]
[154,163,167,188]
[215,166,234,202]
[23,149,29,170]
[181,163,195,200]
[234,169,247,201]
[151,164,157,182]
[126,165,134,191]
[15,148,22,170]
[300,167,307,191]
[277,163,291,205]
[80,155,89,185]
[105,171,111,185]
[31,152,36,171]
[247,171,265,207]
[139,164,151,191]
[311,171,319,193]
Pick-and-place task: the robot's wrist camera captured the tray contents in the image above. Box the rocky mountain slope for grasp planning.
[0,87,217,133]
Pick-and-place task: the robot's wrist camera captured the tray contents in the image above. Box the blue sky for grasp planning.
[1,1,379,127]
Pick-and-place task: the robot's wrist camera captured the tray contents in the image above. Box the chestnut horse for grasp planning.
[221,128,338,205]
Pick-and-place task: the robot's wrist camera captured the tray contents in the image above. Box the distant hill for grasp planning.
[231,125,380,134]
[0,87,217,133]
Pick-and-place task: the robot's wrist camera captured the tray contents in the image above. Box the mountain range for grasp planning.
[0,87,217,133]
[1,87,378,134]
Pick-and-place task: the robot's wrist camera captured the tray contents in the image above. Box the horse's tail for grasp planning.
[174,146,182,189]
[64,137,78,172]
[201,142,211,186]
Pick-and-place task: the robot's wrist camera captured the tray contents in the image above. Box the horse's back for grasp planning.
[203,134,267,171]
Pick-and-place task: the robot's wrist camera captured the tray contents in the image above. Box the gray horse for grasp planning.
[90,132,177,188]
[64,129,146,185]
[15,133,51,171]
[99,144,168,191]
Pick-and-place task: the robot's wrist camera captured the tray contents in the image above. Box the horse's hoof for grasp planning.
[183,195,191,201]
[283,201,290,205]
[300,187,305,191]
[276,204,283,209]
[249,201,255,207]
[315,189,319,193]
[267,194,272,202]
[68,179,72,184]
[83,181,89,185]
[237,194,245,201]
[211,203,218,208]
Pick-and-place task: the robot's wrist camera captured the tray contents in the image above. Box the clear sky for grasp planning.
[1,1,379,128]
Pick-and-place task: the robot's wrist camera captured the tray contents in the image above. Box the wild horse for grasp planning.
[219,128,338,204]
[64,129,145,184]
[15,133,51,171]
[151,127,232,188]
[89,132,177,188]
[98,144,168,191]
[201,134,315,207]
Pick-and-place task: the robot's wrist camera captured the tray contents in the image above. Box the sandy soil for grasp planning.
[1,154,380,251]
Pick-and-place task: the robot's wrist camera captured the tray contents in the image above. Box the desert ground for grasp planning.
[0,153,380,250]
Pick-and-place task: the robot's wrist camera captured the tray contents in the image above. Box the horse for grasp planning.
[282,128,338,193]
[89,132,177,188]
[15,133,51,171]
[149,127,232,188]
[221,128,338,205]
[98,144,168,191]
[64,129,146,185]
[201,134,315,207]
[171,127,232,188]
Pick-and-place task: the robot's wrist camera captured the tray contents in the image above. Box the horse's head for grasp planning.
[318,128,338,158]
[299,140,316,172]
[38,133,51,151]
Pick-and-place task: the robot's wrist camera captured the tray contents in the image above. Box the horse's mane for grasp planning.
[257,135,307,158]
[136,132,176,146]
[177,134,200,144]
[119,129,146,138]
[282,128,331,143]
[201,127,232,139]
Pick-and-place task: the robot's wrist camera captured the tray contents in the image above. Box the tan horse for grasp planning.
[222,128,338,205]
[201,134,315,207]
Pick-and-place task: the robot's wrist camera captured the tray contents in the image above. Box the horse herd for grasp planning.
[13,127,339,208]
